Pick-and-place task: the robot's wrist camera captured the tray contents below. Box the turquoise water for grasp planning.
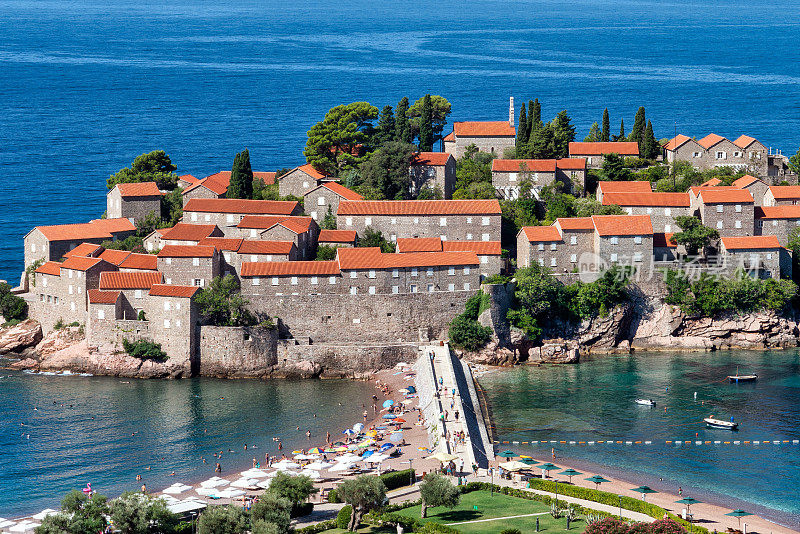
[0,371,374,517]
[480,350,800,527]
[2,0,800,281]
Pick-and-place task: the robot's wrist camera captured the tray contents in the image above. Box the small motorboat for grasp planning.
[728,366,757,383]
[704,416,738,430]
[635,398,656,406]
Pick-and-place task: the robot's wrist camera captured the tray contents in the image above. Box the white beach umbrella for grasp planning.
[257,480,272,489]
[163,483,192,495]
[300,469,322,480]
[216,488,246,499]
[195,487,218,496]
[352,423,364,433]
[330,463,355,472]
[230,477,259,489]
[241,469,270,478]
[272,460,301,469]
[364,453,389,464]
[305,461,334,470]
[335,454,361,463]
[0,521,17,530]
[294,453,317,460]
[30,510,57,521]
[199,476,229,488]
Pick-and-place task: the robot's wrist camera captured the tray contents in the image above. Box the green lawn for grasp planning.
[393,491,585,534]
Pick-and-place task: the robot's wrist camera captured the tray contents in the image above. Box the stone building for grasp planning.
[337,200,502,243]
[395,237,502,278]
[568,142,639,169]
[142,227,170,252]
[754,206,800,246]
[720,235,781,278]
[98,270,164,319]
[591,215,654,270]
[240,260,342,297]
[763,185,800,206]
[516,226,564,270]
[149,223,223,249]
[240,216,318,260]
[443,122,516,158]
[317,229,357,248]
[183,198,300,235]
[664,134,768,176]
[409,152,456,199]
[731,175,768,206]
[303,182,363,222]
[595,180,651,202]
[663,135,705,167]
[87,289,123,323]
[181,170,277,203]
[178,174,200,189]
[653,232,678,261]
[118,253,158,272]
[235,240,298,268]
[767,152,799,182]
[601,192,692,233]
[491,159,576,199]
[156,245,220,287]
[197,237,244,277]
[64,243,103,259]
[24,218,136,268]
[277,164,329,198]
[106,182,161,224]
[695,188,755,236]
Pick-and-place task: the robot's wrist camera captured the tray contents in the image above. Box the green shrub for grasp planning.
[0,281,28,321]
[326,488,339,503]
[336,505,352,530]
[501,529,523,534]
[380,469,415,490]
[448,314,492,351]
[122,339,168,362]
[483,274,511,285]
[295,519,336,534]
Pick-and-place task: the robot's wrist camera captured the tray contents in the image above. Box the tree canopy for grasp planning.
[419,473,461,518]
[376,105,396,144]
[107,150,178,190]
[408,94,452,147]
[358,141,416,199]
[358,227,396,253]
[195,275,257,327]
[601,153,632,181]
[36,490,109,534]
[197,505,247,534]
[228,149,254,199]
[251,492,292,534]
[672,216,718,256]
[304,102,379,176]
[268,472,317,508]
[109,492,178,534]
[337,475,387,532]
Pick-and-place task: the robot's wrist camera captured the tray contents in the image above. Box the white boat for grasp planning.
[635,398,656,406]
[728,366,757,383]
[704,417,738,430]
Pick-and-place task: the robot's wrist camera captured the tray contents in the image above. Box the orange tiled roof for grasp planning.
[157,245,215,258]
[240,261,340,277]
[443,132,455,142]
[689,184,736,196]
[338,200,501,216]
[492,159,556,173]
[318,182,363,201]
[118,253,158,270]
[35,261,61,276]
[442,241,502,255]
[178,174,200,186]
[569,142,639,156]
[698,188,753,204]
[556,158,587,170]
[755,206,800,219]
[602,192,691,207]
[254,171,277,185]
[697,133,726,149]
[198,237,244,252]
[183,198,298,215]
[597,181,652,194]
[767,185,800,200]
[382,251,479,268]
[336,247,383,270]
[238,240,295,255]
[90,218,137,234]
[272,217,313,234]
[297,163,327,180]
[453,121,515,137]
[114,182,161,197]
[733,135,759,149]
[238,215,290,229]
[60,256,105,271]
[556,217,595,230]
[34,218,135,242]
[732,175,760,189]
[99,270,162,289]
[396,238,443,253]
[183,171,229,195]
[64,243,103,258]
[98,249,132,266]
[160,223,219,242]
[701,178,722,187]
[411,152,453,166]
[591,215,653,236]
[721,235,780,250]
[522,226,563,242]
[318,229,357,244]
[653,233,677,248]
[88,289,120,304]
[149,284,200,298]
[663,134,693,151]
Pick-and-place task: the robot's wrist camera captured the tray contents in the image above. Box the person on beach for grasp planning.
[141,483,146,494]
[215,463,222,473]
[326,431,330,444]
[306,430,311,440]
[678,486,682,496]
[278,441,282,451]
[363,410,368,422]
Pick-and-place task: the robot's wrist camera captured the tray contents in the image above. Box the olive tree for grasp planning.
[419,473,460,518]
[337,475,387,531]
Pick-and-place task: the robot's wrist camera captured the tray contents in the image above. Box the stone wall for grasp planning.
[87,318,151,349]
[198,325,278,377]
[276,341,419,377]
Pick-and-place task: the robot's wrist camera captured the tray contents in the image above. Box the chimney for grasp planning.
[509,96,515,128]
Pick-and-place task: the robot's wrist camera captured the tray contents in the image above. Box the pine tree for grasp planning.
[643,120,658,159]
[516,103,529,146]
[418,94,434,151]
[552,110,576,158]
[377,105,395,145]
[585,122,601,142]
[618,118,625,141]
[228,149,253,199]
[630,106,646,143]
[395,97,411,143]
[601,108,610,142]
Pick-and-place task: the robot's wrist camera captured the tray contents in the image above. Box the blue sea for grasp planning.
[2,0,800,281]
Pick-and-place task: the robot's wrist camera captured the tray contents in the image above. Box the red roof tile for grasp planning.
[767,185,800,200]
[732,175,760,189]
[698,189,753,204]
[602,192,690,207]
[297,163,327,180]
[569,142,639,156]
[114,182,161,197]
[453,121,515,137]
[238,240,295,255]
[664,134,693,151]
[254,172,277,185]
[755,206,800,219]
[653,233,677,248]
[597,181,652,194]
[442,241,502,255]
[99,271,162,289]
[318,229,357,244]
[556,158,587,170]
[591,215,653,236]
[88,289,121,304]
[237,215,291,229]
[60,256,106,271]
[689,184,737,196]
[64,243,104,258]
[336,247,383,270]
[183,171,230,195]
[98,249,132,266]
[697,133,726,149]
[556,217,595,230]
[382,251,479,268]
[178,174,200,186]
[183,198,298,215]
[35,261,61,276]
[522,226,563,242]
[118,253,158,270]
[241,261,340,277]
[492,159,556,173]
[733,135,759,149]
[197,237,244,252]
[148,284,200,298]
[443,132,455,142]
[34,218,134,242]
[411,152,453,166]
[396,238,442,253]
[271,217,313,234]
[157,245,216,258]
[701,178,722,187]
[338,200,501,216]
[721,235,780,250]
[318,182,363,201]
[90,218,137,234]
[160,223,219,242]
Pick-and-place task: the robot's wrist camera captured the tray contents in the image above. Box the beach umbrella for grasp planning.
[200,477,229,488]
[382,400,394,408]
[725,509,753,528]
[426,452,459,463]
[499,461,529,472]
[30,510,57,521]
[353,423,364,433]
[393,418,407,424]
[300,469,322,480]
[631,486,658,501]
[305,461,334,470]
[231,477,259,489]
[330,463,355,472]
[559,468,582,483]
[389,432,404,443]
[308,447,323,454]
[343,428,356,435]
[364,453,389,464]
[401,400,413,405]
[675,497,702,512]
[538,462,558,478]
[520,457,537,465]
[362,450,374,458]
[407,386,416,393]
[163,483,193,494]
[498,450,517,458]
[337,453,361,462]
[380,443,394,452]
[294,453,316,460]
[272,460,301,469]
[399,388,410,394]
[585,475,611,489]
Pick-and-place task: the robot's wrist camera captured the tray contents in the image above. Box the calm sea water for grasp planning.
[480,350,800,527]
[2,0,800,281]
[0,371,374,517]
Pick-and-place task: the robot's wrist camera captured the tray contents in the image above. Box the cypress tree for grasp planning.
[241,148,253,199]
[516,103,529,146]
[601,108,610,142]
[643,120,658,159]
[526,99,535,139]
[395,97,411,143]
[228,149,253,199]
[618,118,625,141]
[630,106,646,143]
[419,94,434,151]
[377,105,395,144]
[531,98,542,132]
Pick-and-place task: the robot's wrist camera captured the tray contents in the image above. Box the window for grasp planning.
[767,253,773,260]
[42,278,47,287]
[369,286,376,295]
[350,271,357,279]
[78,286,82,294]
[466,217,473,224]
[345,217,353,226]
[716,221,723,229]
[466,233,473,240]
[413,217,419,224]
[610,237,619,245]
[463,266,470,275]
[448,266,455,276]
[550,258,557,267]
[368,270,376,279]
[227,214,234,224]
[481,256,488,264]
[390,218,397,225]
[482,217,490,226]
[410,284,417,293]
[665,224,672,232]
[311,276,318,285]
[165,257,172,265]
[291,276,298,285]
[163,301,171,311]
[389,269,398,279]
[734,151,742,158]
[193,278,203,286]
[735,204,742,212]
[509,173,517,182]
[440,235,447,241]
[134,289,142,299]
[204,214,211,222]
[176,302,181,310]
[317,196,326,206]
[329,276,336,285]
[302,181,309,189]
[633,252,643,262]
[350,287,357,295]
[364,217,372,226]
[716,151,726,159]
[570,254,577,262]
[634,236,642,244]
[223,252,231,262]
[716,204,724,213]
[463,283,470,291]
[626,207,633,215]
[439,217,447,227]
[191,212,198,221]
[147,242,153,251]
[693,151,701,158]
[550,243,557,251]
[68,269,73,279]
[427,268,434,276]
[392,286,399,294]
[97,309,105,319]
[646,207,653,214]
[482,233,490,241]
[664,208,672,216]
[176,320,181,328]
[537,243,544,251]
[411,268,418,277]
[270,277,278,286]
[537,258,544,266]
[427,284,434,292]
[250,255,257,262]
[610,253,618,262]
[390,234,396,242]
[251,229,257,238]
[70,302,75,312]
[68,285,73,295]
[30,243,35,252]
[193,257,200,266]
[570,236,577,245]
[735,220,742,228]
[165,278,172,284]
[164,319,171,329]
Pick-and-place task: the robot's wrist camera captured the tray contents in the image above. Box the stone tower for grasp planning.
[509,96,515,127]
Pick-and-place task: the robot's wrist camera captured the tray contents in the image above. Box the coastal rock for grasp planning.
[38,340,188,378]
[577,303,633,352]
[35,326,84,357]
[0,320,42,354]
[8,358,38,370]
[527,339,579,364]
